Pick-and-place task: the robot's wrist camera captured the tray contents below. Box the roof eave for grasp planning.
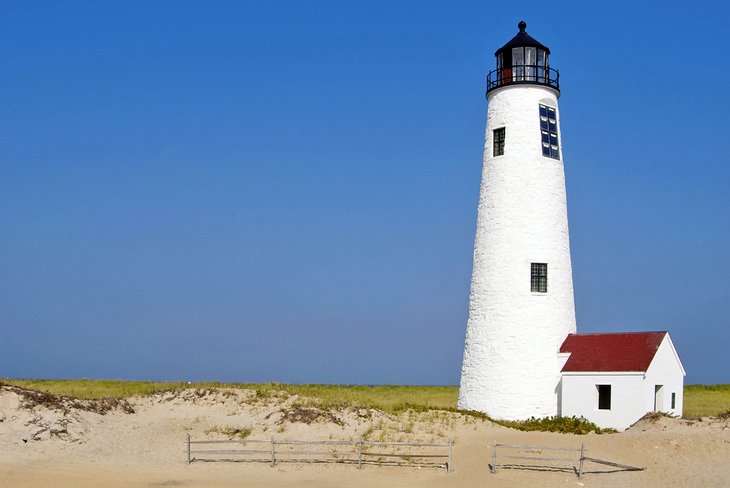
[561,370,647,376]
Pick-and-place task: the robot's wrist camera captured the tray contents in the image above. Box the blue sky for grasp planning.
[1,1,728,385]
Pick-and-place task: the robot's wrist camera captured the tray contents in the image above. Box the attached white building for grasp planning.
[558,331,685,431]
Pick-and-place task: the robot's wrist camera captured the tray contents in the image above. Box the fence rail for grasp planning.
[187,434,452,472]
[490,440,643,479]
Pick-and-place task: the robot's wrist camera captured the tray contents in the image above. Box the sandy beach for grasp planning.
[1,386,728,487]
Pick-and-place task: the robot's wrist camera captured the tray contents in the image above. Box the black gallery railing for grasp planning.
[486,65,560,93]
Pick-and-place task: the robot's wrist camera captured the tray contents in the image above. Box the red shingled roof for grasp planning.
[559,332,667,372]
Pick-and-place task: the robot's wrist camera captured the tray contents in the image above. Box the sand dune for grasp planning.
[1,386,728,487]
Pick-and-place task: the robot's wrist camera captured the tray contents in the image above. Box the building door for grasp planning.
[654,385,664,411]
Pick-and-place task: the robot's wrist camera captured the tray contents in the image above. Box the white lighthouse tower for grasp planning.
[458,21,576,420]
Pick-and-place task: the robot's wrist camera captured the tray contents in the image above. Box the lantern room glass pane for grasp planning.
[525,47,536,81]
[512,47,524,81]
[537,49,546,82]
[537,49,546,66]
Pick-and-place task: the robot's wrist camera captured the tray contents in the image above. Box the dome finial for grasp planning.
[518,20,527,32]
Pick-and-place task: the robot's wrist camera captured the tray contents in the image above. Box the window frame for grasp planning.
[597,384,612,410]
[539,104,560,160]
[493,127,506,157]
[530,262,548,293]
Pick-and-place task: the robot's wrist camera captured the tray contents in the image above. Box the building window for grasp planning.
[539,104,560,159]
[493,127,505,156]
[671,392,676,409]
[530,263,547,293]
[597,385,611,410]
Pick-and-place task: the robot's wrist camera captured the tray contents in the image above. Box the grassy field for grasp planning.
[682,384,730,418]
[2,379,728,418]
[1,379,457,413]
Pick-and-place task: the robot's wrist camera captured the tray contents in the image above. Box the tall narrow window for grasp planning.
[597,385,611,410]
[493,128,506,156]
[539,104,560,159]
[671,392,676,409]
[530,263,547,293]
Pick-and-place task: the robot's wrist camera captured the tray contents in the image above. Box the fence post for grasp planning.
[271,436,276,467]
[447,439,452,473]
[491,439,497,474]
[358,436,363,469]
[187,433,191,464]
[578,442,585,479]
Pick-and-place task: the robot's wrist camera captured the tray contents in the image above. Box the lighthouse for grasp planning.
[458,22,576,419]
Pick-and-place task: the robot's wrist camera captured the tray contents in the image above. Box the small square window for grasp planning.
[530,263,547,293]
[493,127,506,156]
[597,384,611,410]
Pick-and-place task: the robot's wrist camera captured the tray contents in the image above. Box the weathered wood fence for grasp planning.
[490,440,643,478]
[187,435,452,472]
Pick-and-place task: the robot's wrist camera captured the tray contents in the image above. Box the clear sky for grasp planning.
[1,1,728,385]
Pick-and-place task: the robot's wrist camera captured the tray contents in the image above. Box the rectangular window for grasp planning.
[671,392,676,409]
[539,104,560,160]
[530,263,547,293]
[493,127,506,156]
[597,385,611,410]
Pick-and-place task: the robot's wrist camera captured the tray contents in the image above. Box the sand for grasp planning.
[1,386,728,487]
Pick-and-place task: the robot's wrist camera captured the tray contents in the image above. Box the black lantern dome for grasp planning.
[486,21,559,95]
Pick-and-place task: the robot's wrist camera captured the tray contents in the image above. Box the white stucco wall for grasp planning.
[560,336,685,430]
[560,373,646,431]
[458,84,576,420]
[644,335,685,417]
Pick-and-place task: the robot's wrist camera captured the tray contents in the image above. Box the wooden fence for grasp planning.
[490,440,643,478]
[187,435,452,472]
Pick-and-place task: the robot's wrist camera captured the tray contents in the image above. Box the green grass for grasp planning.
[682,384,730,418]
[1,379,457,413]
[3,379,728,419]
[2,379,193,400]
[497,415,615,434]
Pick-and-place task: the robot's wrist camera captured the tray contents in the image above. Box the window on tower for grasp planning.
[539,104,560,160]
[530,263,547,293]
[493,127,505,156]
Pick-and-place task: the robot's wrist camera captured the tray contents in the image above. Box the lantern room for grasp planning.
[486,21,559,95]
